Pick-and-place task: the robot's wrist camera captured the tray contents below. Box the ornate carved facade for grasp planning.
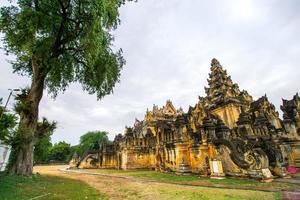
[73,59,300,179]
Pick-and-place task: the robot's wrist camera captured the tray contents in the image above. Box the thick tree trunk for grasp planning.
[10,57,45,176]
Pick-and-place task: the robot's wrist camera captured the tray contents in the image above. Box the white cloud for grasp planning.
[225,0,265,22]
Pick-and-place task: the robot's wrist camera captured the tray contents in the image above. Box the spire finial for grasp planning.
[211,58,220,66]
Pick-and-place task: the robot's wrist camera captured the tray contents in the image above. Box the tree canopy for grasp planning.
[77,131,109,156]
[48,141,71,162]
[0,0,127,98]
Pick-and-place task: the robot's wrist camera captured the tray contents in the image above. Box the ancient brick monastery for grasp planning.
[71,58,300,180]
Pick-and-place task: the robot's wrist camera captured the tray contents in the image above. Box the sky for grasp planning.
[0,0,300,145]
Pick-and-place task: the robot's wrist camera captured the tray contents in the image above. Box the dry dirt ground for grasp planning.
[33,165,280,200]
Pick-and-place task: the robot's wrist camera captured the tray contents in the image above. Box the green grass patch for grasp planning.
[124,170,257,185]
[209,177,258,185]
[154,187,277,200]
[81,169,257,184]
[122,170,200,182]
[274,192,281,200]
[0,173,108,200]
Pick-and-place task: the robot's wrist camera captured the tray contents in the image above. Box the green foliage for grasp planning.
[34,133,52,164]
[0,0,130,99]
[35,117,57,139]
[0,174,107,200]
[13,88,31,115]
[0,99,17,144]
[78,131,109,156]
[35,138,79,164]
[48,141,71,162]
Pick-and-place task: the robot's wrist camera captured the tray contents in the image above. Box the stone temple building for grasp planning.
[71,58,300,180]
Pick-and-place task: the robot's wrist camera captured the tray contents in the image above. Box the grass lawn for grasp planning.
[72,169,280,200]
[116,185,280,200]
[79,168,297,190]
[153,187,281,200]
[0,173,108,200]
[31,166,282,200]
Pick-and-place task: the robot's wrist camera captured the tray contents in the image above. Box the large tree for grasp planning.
[0,0,129,175]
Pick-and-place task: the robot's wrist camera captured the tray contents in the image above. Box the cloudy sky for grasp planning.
[0,0,299,145]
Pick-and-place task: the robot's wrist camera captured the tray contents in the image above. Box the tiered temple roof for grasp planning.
[204,58,252,110]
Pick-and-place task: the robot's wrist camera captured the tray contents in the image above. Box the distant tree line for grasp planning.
[34,140,73,164]
[34,131,110,164]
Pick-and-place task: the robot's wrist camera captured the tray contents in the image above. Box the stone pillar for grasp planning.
[237,108,254,136]
[283,115,298,138]
[202,116,216,142]
[199,144,209,176]
[173,148,176,170]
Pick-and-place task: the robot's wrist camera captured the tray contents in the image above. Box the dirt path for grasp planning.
[34,165,278,200]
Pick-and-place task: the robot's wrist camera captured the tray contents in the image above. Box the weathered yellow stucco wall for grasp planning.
[99,154,117,168]
[122,150,155,169]
[211,104,241,128]
[290,144,300,167]
[188,145,209,174]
